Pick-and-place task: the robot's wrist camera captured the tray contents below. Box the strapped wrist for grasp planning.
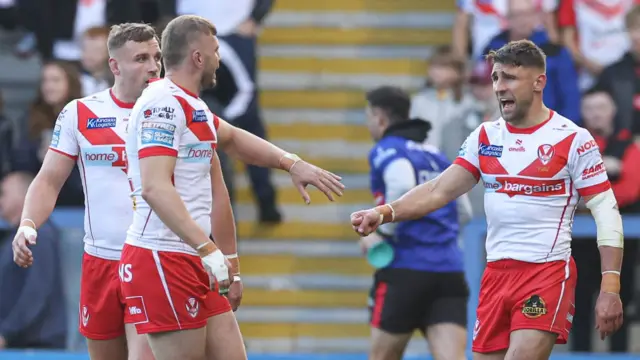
[374,204,395,224]
[601,272,620,294]
[279,153,301,172]
[196,241,217,257]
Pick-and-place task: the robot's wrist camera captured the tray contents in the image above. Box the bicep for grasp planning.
[214,117,234,149]
[37,150,77,191]
[140,156,176,188]
[433,164,479,200]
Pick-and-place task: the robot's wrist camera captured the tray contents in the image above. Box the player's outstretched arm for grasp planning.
[351,164,477,236]
[216,118,344,203]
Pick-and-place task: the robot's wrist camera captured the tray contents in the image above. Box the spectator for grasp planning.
[79,26,111,96]
[571,88,640,352]
[442,60,499,216]
[453,0,559,59]
[16,0,142,60]
[13,61,84,206]
[595,5,640,136]
[483,0,581,123]
[0,90,19,180]
[159,0,282,223]
[558,0,634,90]
[410,46,472,151]
[0,172,67,350]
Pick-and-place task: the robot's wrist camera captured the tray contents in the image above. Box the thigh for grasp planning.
[370,327,413,360]
[147,327,206,360]
[125,324,154,360]
[79,253,125,340]
[426,323,467,360]
[510,259,577,345]
[119,245,227,335]
[369,269,426,334]
[472,267,512,354]
[204,311,247,360]
[505,329,556,360]
[86,337,127,360]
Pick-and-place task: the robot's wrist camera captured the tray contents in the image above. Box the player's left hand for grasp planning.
[595,291,624,340]
[226,279,243,311]
[289,161,344,204]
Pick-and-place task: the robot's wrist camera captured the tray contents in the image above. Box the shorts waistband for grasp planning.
[486,258,567,270]
[84,244,122,261]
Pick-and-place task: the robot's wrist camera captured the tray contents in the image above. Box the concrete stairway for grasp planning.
[234,0,456,354]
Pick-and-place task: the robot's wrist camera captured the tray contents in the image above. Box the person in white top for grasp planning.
[11,23,161,360]
[351,40,624,360]
[119,15,345,360]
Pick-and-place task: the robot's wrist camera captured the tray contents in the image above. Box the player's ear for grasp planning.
[192,50,203,68]
[108,58,120,76]
[533,73,546,93]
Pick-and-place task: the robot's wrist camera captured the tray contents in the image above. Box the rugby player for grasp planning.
[120,15,344,360]
[351,40,624,360]
[11,23,161,360]
[363,86,470,360]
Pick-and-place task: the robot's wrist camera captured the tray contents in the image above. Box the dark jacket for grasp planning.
[0,221,66,349]
[596,53,638,134]
[482,30,582,124]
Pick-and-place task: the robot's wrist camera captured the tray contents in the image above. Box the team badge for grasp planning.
[522,295,547,318]
[537,144,555,165]
[185,297,199,318]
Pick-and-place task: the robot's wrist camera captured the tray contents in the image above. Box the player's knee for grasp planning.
[369,330,407,360]
[506,330,556,360]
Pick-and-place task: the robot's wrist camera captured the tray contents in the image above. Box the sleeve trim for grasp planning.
[49,147,78,160]
[453,157,481,181]
[577,181,612,197]
[139,147,178,159]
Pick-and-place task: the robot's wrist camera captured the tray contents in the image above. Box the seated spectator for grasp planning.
[596,5,640,136]
[0,172,67,350]
[558,0,634,90]
[80,26,111,96]
[13,61,84,206]
[0,90,18,179]
[453,0,559,59]
[571,88,640,352]
[410,46,472,151]
[483,0,581,123]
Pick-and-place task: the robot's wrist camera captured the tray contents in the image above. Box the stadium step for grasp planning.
[234,0,455,353]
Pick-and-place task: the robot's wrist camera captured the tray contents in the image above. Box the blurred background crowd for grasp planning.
[0,0,639,357]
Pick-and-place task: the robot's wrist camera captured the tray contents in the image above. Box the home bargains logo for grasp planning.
[484,177,566,197]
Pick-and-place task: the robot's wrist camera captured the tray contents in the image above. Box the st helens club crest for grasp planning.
[537,144,555,165]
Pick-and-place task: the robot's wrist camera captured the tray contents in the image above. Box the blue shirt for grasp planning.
[368,121,464,272]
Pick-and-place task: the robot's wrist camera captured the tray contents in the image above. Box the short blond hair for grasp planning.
[161,15,217,69]
[107,23,158,55]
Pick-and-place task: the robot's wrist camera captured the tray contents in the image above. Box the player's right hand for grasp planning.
[350,208,383,236]
[201,249,231,292]
[12,225,38,268]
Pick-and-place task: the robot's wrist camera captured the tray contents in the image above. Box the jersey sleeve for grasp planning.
[136,94,186,159]
[49,100,79,159]
[452,125,482,181]
[569,129,612,197]
[557,0,576,28]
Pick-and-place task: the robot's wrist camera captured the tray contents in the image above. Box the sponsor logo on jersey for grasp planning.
[141,122,176,147]
[458,138,468,156]
[483,176,566,197]
[192,110,208,123]
[183,143,214,163]
[576,139,599,156]
[82,146,127,167]
[478,144,503,157]
[87,117,117,129]
[509,146,525,152]
[522,295,547,318]
[581,162,606,180]
[51,123,62,147]
[143,106,175,120]
[537,144,555,165]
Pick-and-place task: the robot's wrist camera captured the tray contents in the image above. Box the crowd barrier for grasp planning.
[1,210,640,358]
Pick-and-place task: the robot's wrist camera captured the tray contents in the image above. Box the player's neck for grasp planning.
[510,105,550,129]
[165,70,200,98]
[111,83,138,104]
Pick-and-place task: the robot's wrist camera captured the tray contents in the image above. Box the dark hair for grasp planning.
[427,45,466,102]
[365,86,411,124]
[107,23,158,54]
[161,15,217,69]
[485,39,546,70]
[28,61,82,140]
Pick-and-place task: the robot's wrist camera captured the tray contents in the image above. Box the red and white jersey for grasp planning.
[49,89,134,260]
[125,78,219,255]
[454,111,611,263]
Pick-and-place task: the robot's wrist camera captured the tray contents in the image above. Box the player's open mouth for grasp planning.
[500,99,515,111]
